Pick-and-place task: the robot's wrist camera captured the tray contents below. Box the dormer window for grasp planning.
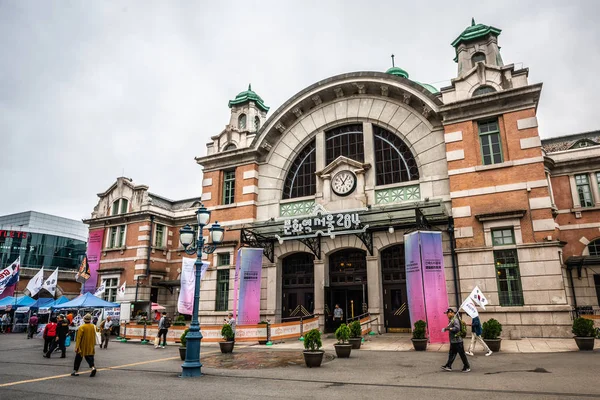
[254,116,261,131]
[111,198,129,215]
[238,114,247,130]
[471,52,486,66]
[224,143,236,151]
[473,85,496,97]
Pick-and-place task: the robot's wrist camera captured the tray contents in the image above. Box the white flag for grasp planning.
[460,297,479,319]
[177,258,209,315]
[117,282,126,300]
[41,268,59,296]
[468,286,488,310]
[94,282,106,297]
[26,266,45,296]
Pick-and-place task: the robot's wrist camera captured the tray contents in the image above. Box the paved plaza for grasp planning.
[0,333,599,400]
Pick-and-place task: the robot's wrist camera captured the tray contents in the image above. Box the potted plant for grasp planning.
[179,329,189,361]
[173,315,187,327]
[303,328,324,368]
[572,317,596,351]
[411,320,428,351]
[334,323,352,358]
[348,320,362,349]
[219,323,235,353]
[482,318,502,352]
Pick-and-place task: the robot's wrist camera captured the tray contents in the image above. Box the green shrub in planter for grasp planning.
[412,320,427,339]
[349,320,362,338]
[572,317,595,337]
[180,329,189,347]
[303,329,322,351]
[335,324,351,344]
[482,318,502,340]
[221,323,234,341]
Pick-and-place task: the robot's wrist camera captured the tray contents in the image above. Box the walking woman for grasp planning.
[466,316,492,357]
[71,314,97,377]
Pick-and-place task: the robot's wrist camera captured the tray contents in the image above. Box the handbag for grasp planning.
[65,335,71,347]
[154,336,160,347]
[95,331,102,345]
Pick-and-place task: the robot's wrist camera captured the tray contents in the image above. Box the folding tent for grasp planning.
[53,292,119,309]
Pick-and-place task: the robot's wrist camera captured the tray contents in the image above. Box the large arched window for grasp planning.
[473,85,496,97]
[589,239,600,256]
[283,140,316,199]
[325,124,364,165]
[373,126,419,186]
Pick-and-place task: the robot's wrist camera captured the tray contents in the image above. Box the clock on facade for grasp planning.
[331,170,357,196]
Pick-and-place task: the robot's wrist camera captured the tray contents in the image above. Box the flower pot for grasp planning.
[411,338,428,351]
[574,336,595,351]
[348,337,362,349]
[219,341,235,354]
[179,347,186,361]
[303,350,324,368]
[483,338,502,352]
[334,343,352,358]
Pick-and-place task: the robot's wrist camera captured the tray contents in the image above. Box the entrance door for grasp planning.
[381,245,411,332]
[281,253,314,320]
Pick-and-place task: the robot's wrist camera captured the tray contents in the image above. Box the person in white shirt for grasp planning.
[99,316,113,349]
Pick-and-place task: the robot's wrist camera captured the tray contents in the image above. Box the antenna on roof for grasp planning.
[391,54,395,68]
[471,17,475,26]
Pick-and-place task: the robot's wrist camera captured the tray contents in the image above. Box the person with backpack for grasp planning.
[441,308,470,373]
[42,317,58,357]
[99,315,113,349]
[46,314,69,358]
[155,312,170,349]
[466,315,492,357]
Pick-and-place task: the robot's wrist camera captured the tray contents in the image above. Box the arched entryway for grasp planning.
[326,249,367,332]
[281,253,315,319]
[381,245,410,332]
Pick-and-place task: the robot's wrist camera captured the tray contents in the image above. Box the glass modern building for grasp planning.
[0,211,88,271]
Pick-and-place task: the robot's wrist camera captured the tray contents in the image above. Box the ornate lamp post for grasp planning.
[179,204,224,377]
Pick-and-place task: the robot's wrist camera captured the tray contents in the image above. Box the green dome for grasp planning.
[385,66,409,79]
[228,84,270,112]
[415,82,439,94]
[451,18,501,48]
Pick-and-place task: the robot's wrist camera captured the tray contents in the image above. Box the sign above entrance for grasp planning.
[276,204,369,242]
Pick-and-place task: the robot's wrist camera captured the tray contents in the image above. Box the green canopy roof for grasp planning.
[228,84,270,112]
[385,66,409,79]
[451,18,501,48]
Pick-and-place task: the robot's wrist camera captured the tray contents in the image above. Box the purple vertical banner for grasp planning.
[420,231,449,344]
[83,229,105,293]
[404,232,426,330]
[235,248,263,325]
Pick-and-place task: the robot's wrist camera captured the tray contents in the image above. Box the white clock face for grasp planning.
[331,170,357,196]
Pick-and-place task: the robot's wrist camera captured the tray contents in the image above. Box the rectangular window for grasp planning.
[491,228,515,246]
[215,269,230,311]
[217,253,231,266]
[154,224,165,248]
[494,249,524,306]
[102,277,119,303]
[223,170,236,205]
[120,199,129,214]
[575,174,594,207]
[108,225,126,248]
[478,120,503,165]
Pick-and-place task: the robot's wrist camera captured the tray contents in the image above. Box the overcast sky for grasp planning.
[1,0,599,222]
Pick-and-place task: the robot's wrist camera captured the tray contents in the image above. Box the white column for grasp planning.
[313,259,325,330]
[315,131,326,198]
[589,172,600,207]
[264,262,278,321]
[569,175,581,208]
[366,252,383,333]
[546,172,556,208]
[362,122,375,190]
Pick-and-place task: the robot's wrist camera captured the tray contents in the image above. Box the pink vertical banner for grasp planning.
[83,229,104,293]
[234,248,263,324]
[404,232,426,329]
[420,231,449,344]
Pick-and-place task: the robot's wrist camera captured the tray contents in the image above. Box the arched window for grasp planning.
[472,52,486,65]
[238,114,247,130]
[283,253,314,287]
[473,85,496,97]
[380,245,406,283]
[283,140,316,199]
[224,143,236,151]
[589,239,600,256]
[325,124,364,165]
[111,198,129,215]
[254,116,261,131]
[373,126,419,186]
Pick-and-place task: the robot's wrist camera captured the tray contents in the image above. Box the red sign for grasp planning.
[0,230,27,239]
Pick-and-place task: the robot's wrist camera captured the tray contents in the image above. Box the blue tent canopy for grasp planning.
[17,296,35,307]
[0,295,36,310]
[53,296,70,306]
[29,298,56,309]
[0,296,15,308]
[53,292,119,309]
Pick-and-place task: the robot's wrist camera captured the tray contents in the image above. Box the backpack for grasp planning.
[458,315,468,338]
[163,317,171,329]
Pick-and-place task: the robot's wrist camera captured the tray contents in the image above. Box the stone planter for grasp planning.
[411,338,428,351]
[219,341,235,354]
[334,343,352,358]
[348,337,362,349]
[303,350,325,368]
[483,338,502,352]
[179,347,186,361]
[574,337,595,351]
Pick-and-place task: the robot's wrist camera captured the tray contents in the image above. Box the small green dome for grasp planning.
[451,18,501,48]
[415,81,439,94]
[385,66,409,79]
[228,84,270,112]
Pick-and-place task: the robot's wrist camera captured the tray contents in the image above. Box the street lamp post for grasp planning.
[179,204,224,378]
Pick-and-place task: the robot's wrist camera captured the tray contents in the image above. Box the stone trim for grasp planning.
[201,192,212,201]
[579,236,590,245]
[528,196,552,210]
[446,149,465,161]
[532,219,556,232]
[448,156,544,176]
[452,206,471,218]
[242,185,259,195]
[455,226,474,238]
[520,136,542,149]
[444,131,463,143]
[450,179,548,198]
[202,178,213,187]
[243,170,259,180]
[517,117,538,130]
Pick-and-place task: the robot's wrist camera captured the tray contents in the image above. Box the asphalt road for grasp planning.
[0,334,599,400]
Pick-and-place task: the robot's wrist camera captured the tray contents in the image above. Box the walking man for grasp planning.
[42,317,58,356]
[441,308,470,373]
[27,313,38,339]
[47,314,69,358]
[333,304,343,331]
[71,313,97,377]
[226,312,236,342]
[155,312,170,349]
[466,316,492,357]
[100,316,113,349]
